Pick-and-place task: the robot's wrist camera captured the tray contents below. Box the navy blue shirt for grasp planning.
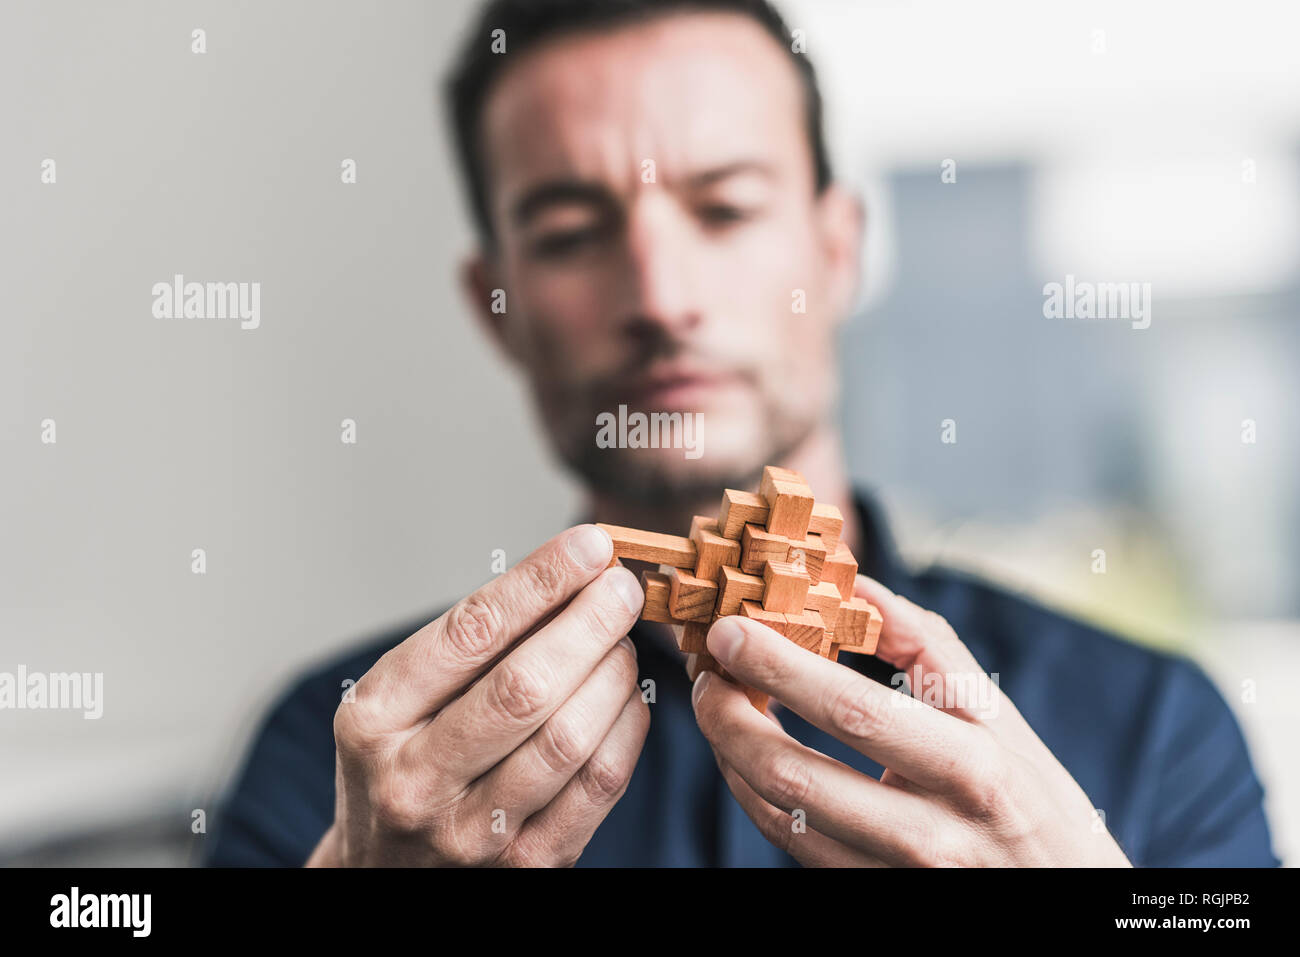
[206,493,1279,867]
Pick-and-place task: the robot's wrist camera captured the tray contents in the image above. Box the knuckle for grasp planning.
[577,753,630,804]
[533,712,592,776]
[761,750,814,810]
[897,816,948,867]
[521,549,571,603]
[956,738,1009,821]
[488,661,550,725]
[577,585,634,643]
[442,597,503,662]
[828,680,891,741]
[370,776,425,835]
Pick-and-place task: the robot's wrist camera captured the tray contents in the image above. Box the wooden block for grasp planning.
[808,502,844,551]
[685,651,725,682]
[762,560,811,614]
[672,620,710,654]
[804,580,844,632]
[818,636,842,662]
[598,523,696,568]
[742,685,770,713]
[718,489,769,540]
[638,570,678,623]
[716,564,765,616]
[822,540,859,599]
[760,465,807,486]
[666,566,718,622]
[782,609,826,652]
[785,532,827,584]
[740,600,786,633]
[690,515,742,581]
[759,470,815,539]
[740,523,789,575]
[834,597,882,654]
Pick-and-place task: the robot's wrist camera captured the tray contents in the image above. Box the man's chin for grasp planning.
[565,443,769,508]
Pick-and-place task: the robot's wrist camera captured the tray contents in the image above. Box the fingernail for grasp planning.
[608,566,645,615]
[692,670,712,707]
[568,524,612,569]
[708,617,745,664]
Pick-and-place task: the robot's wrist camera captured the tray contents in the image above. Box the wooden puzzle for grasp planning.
[598,466,883,712]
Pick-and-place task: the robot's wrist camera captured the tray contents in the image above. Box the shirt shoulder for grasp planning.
[204,609,438,866]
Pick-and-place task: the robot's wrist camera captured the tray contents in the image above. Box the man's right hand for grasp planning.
[306,524,650,867]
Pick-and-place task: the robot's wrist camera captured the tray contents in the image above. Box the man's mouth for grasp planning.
[619,368,741,409]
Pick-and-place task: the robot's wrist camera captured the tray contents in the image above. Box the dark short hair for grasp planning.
[445,0,834,247]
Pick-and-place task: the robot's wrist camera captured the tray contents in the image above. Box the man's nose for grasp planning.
[619,197,703,337]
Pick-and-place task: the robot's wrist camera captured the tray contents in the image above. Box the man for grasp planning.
[207,0,1278,867]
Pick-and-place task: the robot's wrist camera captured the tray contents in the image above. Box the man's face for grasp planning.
[471,12,860,502]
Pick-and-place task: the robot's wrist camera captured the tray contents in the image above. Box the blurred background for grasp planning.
[2,0,1296,865]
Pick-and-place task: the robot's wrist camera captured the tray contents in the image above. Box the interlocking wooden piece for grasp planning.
[804,579,844,633]
[716,564,765,616]
[718,489,769,539]
[673,620,711,654]
[599,523,696,568]
[597,465,882,714]
[761,560,811,614]
[740,600,786,632]
[760,468,815,540]
[783,609,826,652]
[786,532,827,584]
[833,596,883,654]
[821,539,859,600]
[690,515,742,582]
[808,502,844,552]
[740,523,789,576]
[666,566,718,623]
[638,570,677,623]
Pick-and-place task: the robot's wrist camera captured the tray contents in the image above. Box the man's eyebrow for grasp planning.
[686,161,777,188]
[511,180,613,227]
[509,162,776,226]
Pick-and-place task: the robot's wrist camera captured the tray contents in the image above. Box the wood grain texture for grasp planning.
[666,566,718,622]
[716,564,765,616]
[598,523,697,568]
[690,514,742,581]
[638,569,678,623]
[761,559,812,614]
[740,523,790,576]
[718,489,769,539]
[808,502,844,552]
[821,539,859,600]
[785,532,827,584]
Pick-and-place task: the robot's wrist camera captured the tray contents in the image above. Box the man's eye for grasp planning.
[698,204,752,226]
[530,228,600,259]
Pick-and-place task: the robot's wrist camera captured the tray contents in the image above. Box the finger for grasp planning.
[716,759,887,867]
[853,575,1033,740]
[692,670,947,867]
[461,636,641,827]
[406,563,644,789]
[509,687,650,867]
[705,615,992,797]
[355,524,615,730]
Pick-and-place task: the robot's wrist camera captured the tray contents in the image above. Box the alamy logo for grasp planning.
[50,887,150,937]
[1042,274,1151,329]
[595,404,704,459]
[0,666,103,719]
[152,273,261,329]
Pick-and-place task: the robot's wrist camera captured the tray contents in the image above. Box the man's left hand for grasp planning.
[691,575,1133,867]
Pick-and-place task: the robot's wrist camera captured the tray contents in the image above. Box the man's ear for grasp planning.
[461,253,524,367]
[815,183,865,327]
